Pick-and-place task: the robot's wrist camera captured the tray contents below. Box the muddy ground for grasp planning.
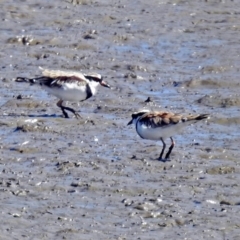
[0,0,240,239]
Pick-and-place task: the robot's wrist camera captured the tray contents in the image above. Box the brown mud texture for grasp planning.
[1,0,240,239]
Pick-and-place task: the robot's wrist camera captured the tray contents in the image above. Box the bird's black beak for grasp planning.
[127,119,133,125]
[100,81,111,88]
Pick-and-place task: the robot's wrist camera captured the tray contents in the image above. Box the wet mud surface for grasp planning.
[1,0,240,239]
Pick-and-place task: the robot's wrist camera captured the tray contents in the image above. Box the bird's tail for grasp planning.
[194,114,210,120]
[186,114,210,122]
[15,76,51,85]
[15,77,36,84]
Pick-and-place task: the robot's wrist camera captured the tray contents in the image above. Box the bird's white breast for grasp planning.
[88,81,100,96]
[42,83,89,101]
[136,121,190,140]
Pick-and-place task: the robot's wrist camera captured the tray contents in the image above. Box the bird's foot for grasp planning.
[158,157,171,162]
[74,112,82,119]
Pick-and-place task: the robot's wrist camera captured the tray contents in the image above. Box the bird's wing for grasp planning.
[48,76,88,88]
[29,76,87,88]
[139,111,184,128]
[40,67,87,80]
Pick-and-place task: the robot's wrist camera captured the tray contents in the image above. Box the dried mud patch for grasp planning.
[14,122,53,133]
[214,117,240,126]
[177,79,221,88]
[206,166,235,175]
[2,99,47,109]
[197,94,240,107]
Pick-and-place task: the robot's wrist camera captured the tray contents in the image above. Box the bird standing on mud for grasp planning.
[15,68,111,118]
[128,110,209,161]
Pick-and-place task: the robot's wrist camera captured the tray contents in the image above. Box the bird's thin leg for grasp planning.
[57,100,82,119]
[57,100,69,118]
[165,137,175,159]
[159,138,166,160]
[63,105,81,119]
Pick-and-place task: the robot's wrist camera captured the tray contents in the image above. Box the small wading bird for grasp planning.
[15,68,111,118]
[127,110,209,161]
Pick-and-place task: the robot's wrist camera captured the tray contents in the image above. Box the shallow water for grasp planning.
[1,0,240,239]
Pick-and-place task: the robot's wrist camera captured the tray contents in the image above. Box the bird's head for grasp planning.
[85,74,111,88]
[127,109,150,125]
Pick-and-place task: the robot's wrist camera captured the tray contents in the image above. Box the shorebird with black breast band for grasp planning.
[16,68,111,118]
[127,109,209,161]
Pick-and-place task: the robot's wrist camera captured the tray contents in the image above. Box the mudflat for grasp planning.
[0,0,240,239]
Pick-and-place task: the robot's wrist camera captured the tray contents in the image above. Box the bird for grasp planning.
[127,109,209,161]
[15,68,111,118]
